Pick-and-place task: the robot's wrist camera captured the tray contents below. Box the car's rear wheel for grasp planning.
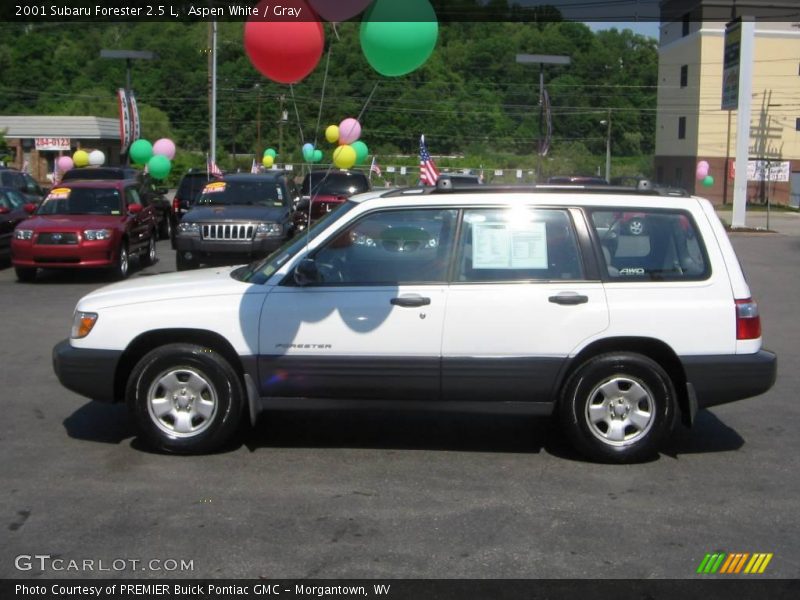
[111,242,129,280]
[141,233,157,266]
[176,251,198,271]
[14,266,37,283]
[559,352,677,463]
[127,343,244,454]
[159,214,173,240]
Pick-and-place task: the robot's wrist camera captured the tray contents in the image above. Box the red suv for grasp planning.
[11,179,158,282]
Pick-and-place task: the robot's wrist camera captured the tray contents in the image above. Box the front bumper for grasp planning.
[681,350,777,409]
[52,339,123,403]
[174,236,285,258]
[13,239,116,269]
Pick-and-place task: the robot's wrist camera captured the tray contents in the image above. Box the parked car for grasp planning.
[0,187,34,261]
[174,172,300,271]
[52,181,776,461]
[437,173,483,185]
[0,166,47,204]
[295,169,370,231]
[172,168,217,222]
[11,179,158,282]
[61,166,174,240]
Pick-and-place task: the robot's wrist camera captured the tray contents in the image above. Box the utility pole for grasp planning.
[210,19,218,166]
[600,109,612,182]
[255,84,262,153]
[278,94,287,160]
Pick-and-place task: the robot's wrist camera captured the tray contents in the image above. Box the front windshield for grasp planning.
[233,201,358,285]
[196,180,287,207]
[37,187,123,216]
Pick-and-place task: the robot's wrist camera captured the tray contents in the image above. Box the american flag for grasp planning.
[207,155,223,178]
[419,135,439,186]
[369,156,382,177]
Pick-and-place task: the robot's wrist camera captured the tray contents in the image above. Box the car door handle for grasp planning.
[548,292,589,305]
[391,295,431,308]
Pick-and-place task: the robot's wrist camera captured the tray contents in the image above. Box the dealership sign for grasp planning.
[728,159,790,182]
[34,137,70,151]
[721,20,741,110]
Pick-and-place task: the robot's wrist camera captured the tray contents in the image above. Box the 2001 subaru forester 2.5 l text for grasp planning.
[52,182,777,462]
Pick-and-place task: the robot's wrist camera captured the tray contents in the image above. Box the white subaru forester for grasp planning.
[53,182,777,462]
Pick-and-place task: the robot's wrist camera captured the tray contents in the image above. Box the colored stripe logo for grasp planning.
[697,552,773,574]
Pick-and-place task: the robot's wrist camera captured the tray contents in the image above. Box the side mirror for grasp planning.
[294,258,321,286]
[23,203,37,214]
[127,203,143,214]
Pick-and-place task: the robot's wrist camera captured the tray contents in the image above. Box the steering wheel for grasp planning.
[316,258,345,283]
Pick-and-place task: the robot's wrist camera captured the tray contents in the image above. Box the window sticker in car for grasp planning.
[47,187,71,200]
[472,222,548,269]
[203,182,226,194]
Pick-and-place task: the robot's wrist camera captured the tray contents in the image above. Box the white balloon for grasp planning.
[88,150,106,166]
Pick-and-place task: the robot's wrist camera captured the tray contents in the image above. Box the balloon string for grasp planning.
[357,82,379,123]
[314,43,332,148]
[288,84,305,151]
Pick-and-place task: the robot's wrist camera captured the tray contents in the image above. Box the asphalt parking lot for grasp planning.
[1,214,799,580]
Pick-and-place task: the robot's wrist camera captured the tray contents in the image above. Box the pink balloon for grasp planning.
[57,156,74,172]
[338,118,362,144]
[153,138,176,160]
[309,0,373,21]
[696,160,709,180]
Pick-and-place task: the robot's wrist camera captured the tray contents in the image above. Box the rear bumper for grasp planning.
[681,350,777,409]
[52,339,122,403]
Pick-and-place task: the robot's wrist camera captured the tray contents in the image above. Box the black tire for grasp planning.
[559,352,677,463]
[141,233,157,266]
[14,266,37,283]
[111,241,130,280]
[176,251,198,271]
[126,343,244,454]
[159,214,173,240]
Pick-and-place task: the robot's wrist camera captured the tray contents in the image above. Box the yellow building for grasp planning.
[655,5,800,205]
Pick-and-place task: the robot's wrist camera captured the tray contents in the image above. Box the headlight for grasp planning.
[71,311,98,339]
[14,229,33,240]
[83,229,112,241]
[255,222,282,237]
[178,222,200,236]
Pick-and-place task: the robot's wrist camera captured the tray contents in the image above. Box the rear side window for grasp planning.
[177,175,210,204]
[590,209,709,280]
[456,208,584,282]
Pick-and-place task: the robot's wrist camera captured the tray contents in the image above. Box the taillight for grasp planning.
[172,197,180,213]
[735,298,761,340]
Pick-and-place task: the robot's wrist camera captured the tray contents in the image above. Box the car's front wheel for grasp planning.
[559,352,677,463]
[14,266,37,283]
[127,343,244,453]
[176,251,198,271]
[111,241,129,280]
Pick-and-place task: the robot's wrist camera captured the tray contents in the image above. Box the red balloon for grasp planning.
[309,0,373,22]
[244,0,325,85]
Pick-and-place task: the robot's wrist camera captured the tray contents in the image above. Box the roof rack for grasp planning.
[380,178,690,198]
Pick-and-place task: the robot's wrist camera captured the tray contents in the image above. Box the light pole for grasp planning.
[515,54,570,181]
[600,109,611,183]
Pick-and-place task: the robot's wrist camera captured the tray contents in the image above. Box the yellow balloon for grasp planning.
[73,150,90,168]
[325,125,340,144]
[262,155,274,168]
[333,145,357,169]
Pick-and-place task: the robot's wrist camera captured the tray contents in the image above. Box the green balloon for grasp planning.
[129,139,153,166]
[302,147,314,162]
[312,149,323,163]
[147,155,172,180]
[352,141,369,165]
[360,0,439,77]
[702,175,714,187]
[264,148,277,158]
